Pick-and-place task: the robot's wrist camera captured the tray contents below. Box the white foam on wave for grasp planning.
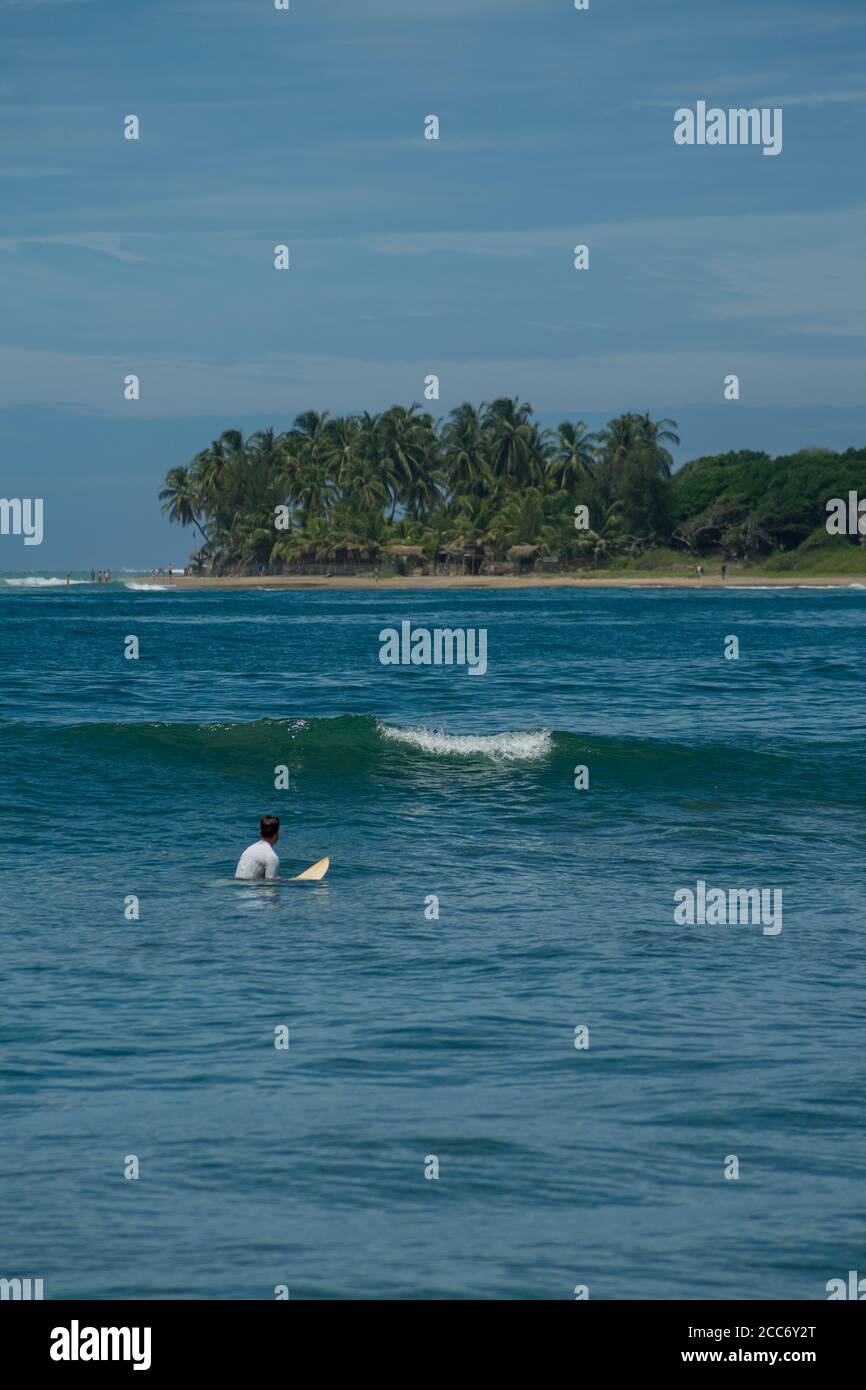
[378,721,551,762]
[3,576,88,587]
[124,582,173,591]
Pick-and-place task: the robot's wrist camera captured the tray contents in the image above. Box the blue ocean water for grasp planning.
[1,577,865,1300]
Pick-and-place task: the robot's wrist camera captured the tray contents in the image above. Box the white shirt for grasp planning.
[235,839,280,880]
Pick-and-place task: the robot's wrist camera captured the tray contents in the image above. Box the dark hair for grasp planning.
[260,815,280,840]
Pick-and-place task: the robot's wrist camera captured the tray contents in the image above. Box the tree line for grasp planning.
[159,401,866,572]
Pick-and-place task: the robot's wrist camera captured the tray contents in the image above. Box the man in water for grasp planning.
[235,815,281,879]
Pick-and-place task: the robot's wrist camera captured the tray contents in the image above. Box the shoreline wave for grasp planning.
[2,576,90,587]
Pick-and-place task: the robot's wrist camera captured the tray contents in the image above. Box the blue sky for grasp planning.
[2,0,866,566]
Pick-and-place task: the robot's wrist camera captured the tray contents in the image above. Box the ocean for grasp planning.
[1,576,865,1300]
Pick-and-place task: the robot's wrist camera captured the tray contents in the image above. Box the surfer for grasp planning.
[235,815,281,880]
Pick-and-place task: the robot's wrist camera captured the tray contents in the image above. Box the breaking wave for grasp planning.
[2,576,89,587]
[377,722,551,761]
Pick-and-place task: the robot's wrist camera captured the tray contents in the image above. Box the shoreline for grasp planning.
[135,573,863,591]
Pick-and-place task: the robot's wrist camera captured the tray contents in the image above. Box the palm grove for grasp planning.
[159,400,866,573]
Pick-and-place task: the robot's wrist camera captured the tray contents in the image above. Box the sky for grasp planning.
[2,0,866,567]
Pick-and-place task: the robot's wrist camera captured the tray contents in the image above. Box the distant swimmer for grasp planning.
[235,815,280,880]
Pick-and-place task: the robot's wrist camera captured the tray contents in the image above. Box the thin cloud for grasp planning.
[0,233,158,262]
[639,90,866,109]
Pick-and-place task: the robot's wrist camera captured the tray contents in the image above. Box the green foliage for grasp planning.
[762,526,866,574]
[159,409,866,575]
[672,447,866,557]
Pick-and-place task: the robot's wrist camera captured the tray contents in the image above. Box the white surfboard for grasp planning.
[289,856,330,882]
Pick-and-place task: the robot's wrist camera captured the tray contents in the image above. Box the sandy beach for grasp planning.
[147,573,860,592]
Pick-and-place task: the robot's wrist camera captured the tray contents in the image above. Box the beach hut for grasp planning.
[436,541,486,575]
[323,541,364,574]
[507,544,540,574]
[383,544,429,574]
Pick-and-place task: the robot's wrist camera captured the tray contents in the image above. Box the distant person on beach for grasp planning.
[721,562,728,579]
[90,569,95,582]
[235,815,281,880]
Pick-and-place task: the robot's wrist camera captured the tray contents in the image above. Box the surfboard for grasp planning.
[289,856,329,882]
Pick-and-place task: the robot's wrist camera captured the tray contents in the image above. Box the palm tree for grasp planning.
[635,412,680,477]
[547,421,599,491]
[248,427,290,477]
[482,397,533,429]
[342,461,390,513]
[378,405,434,521]
[454,493,500,551]
[482,397,544,486]
[191,438,229,513]
[233,516,277,571]
[332,502,391,561]
[159,466,210,543]
[595,413,643,504]
[292,515,335,561]
[493,488,546,548]
[290,410,330,447]
[321,416,362,493]
[291,458,334,521]
[441,402,489,499]
[574,503,625,567]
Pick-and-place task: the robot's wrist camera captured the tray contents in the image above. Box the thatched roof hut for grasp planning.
[384,544,427,559]
[384,543,429,573]
[436,540,487,574]
[507,544,540,573]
